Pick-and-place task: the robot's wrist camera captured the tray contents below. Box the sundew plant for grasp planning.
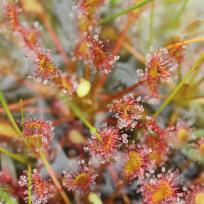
[1,0,204,203]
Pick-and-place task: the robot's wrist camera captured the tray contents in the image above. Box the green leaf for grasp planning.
[100,0,154,24]
[0,188,17,204]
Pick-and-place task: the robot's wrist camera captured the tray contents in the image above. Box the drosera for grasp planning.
[109,93,144,129]
[186,184,204,204]
[122,145,151,181]
[20,25,40,50]
[167,121,192,148]
[62,160,97,193]
[18,169,54,204]
[140,168,184,204]
[141,119,170,167]
[143,47,178,98]
[22,118,54,153]
[87,34,119,74]
[27,47,60,83]
[166,36,186,65]
[3,1,21,32]
[86,126,122,161]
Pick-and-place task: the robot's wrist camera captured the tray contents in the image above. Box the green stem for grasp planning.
[0,91,32,151]
[0,147,28,164]
[171,0,189,25]
[100,0,154,24]
[147,2,155,48]
[154,53,204,118]
[66,99,102,141]
[109,0,120,7]
[28,164,32,204]
[0,90,22,137]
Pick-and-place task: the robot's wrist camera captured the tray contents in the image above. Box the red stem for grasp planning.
[41,15,69,65]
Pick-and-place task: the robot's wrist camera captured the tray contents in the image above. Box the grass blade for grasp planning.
[0,91,22,137]
[100,0,154,24]
[154,53,204,118]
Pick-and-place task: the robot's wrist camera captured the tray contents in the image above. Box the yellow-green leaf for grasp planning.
[88,193,103,204]
[0,123,18,138]
[21,0,44,15]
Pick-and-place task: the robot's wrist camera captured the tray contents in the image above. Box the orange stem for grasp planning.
[41,15,69,65]
[39,151,72,204]
[167,36,204,49]
[0,97,39,113]
[96,80,145,112]
[96,5,140,92]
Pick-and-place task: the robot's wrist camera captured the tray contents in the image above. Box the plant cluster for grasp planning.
[0,0,204,204]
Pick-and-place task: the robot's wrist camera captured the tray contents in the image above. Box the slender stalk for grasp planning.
[66,99,102,141]
[122,36,204,60]
[0,91,32,149]
[40,15,69,65]
[172,0,189,24]
[0,90,22,137]
[20,99,24,126]
[112,11,139,56]
[97,4,141,91]
[28,164,32,204]
[39,151,72,204]
[154,53,204,118]
[100,0,154,24]
[0,147,28,164]
[0,97,39,114]
[100,80,145,104]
